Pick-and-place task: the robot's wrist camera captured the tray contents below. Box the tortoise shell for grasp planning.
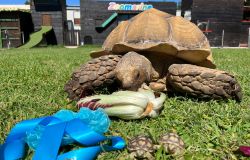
[127,135,155,153]
[91,8,215,68]
[158,133,185,154]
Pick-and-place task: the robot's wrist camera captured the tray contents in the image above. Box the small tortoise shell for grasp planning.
[127,135,154,153]
[158,133,185,154]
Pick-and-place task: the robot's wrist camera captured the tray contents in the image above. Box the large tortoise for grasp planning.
[65,8,242,101]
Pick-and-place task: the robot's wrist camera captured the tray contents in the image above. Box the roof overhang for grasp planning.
[0,5,30,12]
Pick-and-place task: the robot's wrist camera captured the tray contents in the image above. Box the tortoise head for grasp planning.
[115,51,159,91]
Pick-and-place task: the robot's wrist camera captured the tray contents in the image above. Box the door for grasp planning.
[42,14,52,26]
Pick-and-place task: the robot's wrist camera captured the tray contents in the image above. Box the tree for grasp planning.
[177,1,182,10]
[24,0,30,5]
[245,0,250,6]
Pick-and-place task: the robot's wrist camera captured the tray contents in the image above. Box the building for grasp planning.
[30,0,67,45]
[67,6,81,30]
[241,1,250,46]
[181,0,246,47]
[0,5,33,48]
[13,0,248,47]
[80,0,177,45]
[66,6,81,45]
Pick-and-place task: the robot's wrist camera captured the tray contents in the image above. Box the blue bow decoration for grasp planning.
[0,108,126,160]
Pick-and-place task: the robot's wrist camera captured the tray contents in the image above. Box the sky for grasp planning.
[0,0,181,6]
[0,0,80,5]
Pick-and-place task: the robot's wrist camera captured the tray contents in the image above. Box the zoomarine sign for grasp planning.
[108,2,153,11]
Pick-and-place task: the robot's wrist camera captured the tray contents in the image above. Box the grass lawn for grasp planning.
[0,46,250,159]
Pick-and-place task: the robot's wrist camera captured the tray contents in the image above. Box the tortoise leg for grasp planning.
[127,152,153,160]
[144,152,155,160]
[128,152,136,160]
[64,55,121,101]
[149,77,167,92]
[129,151,154,160]
[167,64,243,101]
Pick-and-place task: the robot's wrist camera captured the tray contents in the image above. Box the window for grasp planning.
[243,0,250,22]
[74,18,80,25]
[243,6,250,22]
[84,36,93,44]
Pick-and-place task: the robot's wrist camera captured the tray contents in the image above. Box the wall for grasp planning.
[30,0,66,45]
[191,0,244,47]
[80,0,177,45]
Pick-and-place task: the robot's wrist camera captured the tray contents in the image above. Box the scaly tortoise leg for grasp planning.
[64,55,121,101]
[167,64,243,101]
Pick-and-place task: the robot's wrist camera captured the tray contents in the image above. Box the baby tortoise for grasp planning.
[158,133,185,155]
[127,135,155,160]
[127,133,185,160]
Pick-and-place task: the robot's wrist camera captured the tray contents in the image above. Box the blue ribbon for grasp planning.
[0,113,125,160]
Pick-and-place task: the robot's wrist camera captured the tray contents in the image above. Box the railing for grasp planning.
[64,30,80,46]
[0,19,18,22]
[0,27,22,47]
